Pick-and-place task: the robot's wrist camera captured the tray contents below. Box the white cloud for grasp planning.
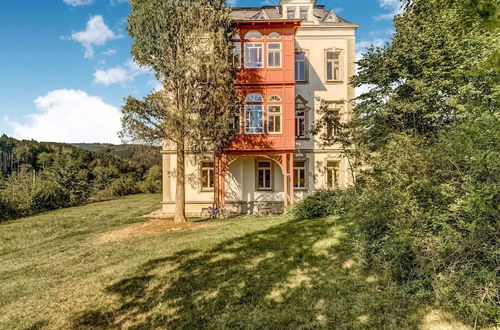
[93,59,151,86]
[7,90,122,144]
[71,15,121,58]
[375,0,403,20]
[102,49,117,56]
[63,0,94,6]
[93,67,129,86]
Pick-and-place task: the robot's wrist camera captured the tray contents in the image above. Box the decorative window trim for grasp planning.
[244,42,263,68]
[245,93,264,134]
[295,95,308,139]
[200,161,215,192]
[295,51,308,82]
[268,95,281,102]
[324,100,344,137]
[246,93,263,103]
[268,32,281,39]
[324,49,343,82]
[244,30,263,40]
[293,159,308,190]
[325,160,340,189]
[256,159,273,191]
[267,104,282,134]
[267,42,282,68]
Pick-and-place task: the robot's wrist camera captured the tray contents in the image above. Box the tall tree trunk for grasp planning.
[174,140,187,223]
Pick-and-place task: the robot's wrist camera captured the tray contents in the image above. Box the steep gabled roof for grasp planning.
[230,5,353,25]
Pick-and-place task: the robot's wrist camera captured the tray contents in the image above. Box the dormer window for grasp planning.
[287,7,296,19]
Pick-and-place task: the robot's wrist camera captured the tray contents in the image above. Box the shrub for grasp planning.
[289,188,355,221]
[30,180,69,213]
[106,176,140,197]
[138,165,162,193]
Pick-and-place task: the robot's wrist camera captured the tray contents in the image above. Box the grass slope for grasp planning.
[1,194,428,329]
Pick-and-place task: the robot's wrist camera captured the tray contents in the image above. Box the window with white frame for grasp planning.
[295,96,307,138]
[200,161,214,191]
[325,101,343,137]
[295,52,306,82]
[267,42,281,68]
[245,42,263,68]
[257,160,272,190]
[267,105,282,134]
[244,30,262,40]
[245,93,263,134]
[326,161,339,189]
[268,32,281,39]
[326,51,341,81]
[233,42,241,68]
[294,160,307,189]
[287,7,296,19]
[299,7,308,20]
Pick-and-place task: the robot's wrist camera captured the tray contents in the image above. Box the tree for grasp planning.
[122,0,239,222]
[349,0,499,325]
[310,98,359,193]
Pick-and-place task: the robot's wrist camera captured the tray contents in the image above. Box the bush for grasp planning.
[106,176,140,197]
[289,188,355,221]
[138,165,162,193]
[31,180,69,213]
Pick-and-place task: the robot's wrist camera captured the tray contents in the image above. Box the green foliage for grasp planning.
[348,0,499,326]
[289,189,354,221]
[0,136,162,221]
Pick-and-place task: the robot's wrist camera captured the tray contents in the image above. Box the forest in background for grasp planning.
[0,135,161,221]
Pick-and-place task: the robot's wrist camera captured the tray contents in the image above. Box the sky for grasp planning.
[0,0,401,144]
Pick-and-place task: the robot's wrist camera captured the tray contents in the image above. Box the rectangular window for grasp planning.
[326,161,339,189]
[295,53,306,82]
[287,7,296,19]
[267,105,282,134]
[326,52,340,81]
[257,161,272,190]
[233,42,241,68]
[299,7,308,20]
[294,160,307,189]
[244,43,263,68]
[201,161,214,191]
[267,43,282,68]
[326,102,343,137]
[295,100,307,139]
[245,105,263,134]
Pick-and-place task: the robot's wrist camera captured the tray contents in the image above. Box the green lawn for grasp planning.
[1,194,433,329]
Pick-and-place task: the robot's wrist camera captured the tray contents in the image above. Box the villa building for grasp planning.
[161,0,357,216]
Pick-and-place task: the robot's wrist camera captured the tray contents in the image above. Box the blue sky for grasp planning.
[0,0,399,143]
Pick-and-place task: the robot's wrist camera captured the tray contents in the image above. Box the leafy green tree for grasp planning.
[349,0,499,325]
[122,0,240,222]
[310,98,359,193]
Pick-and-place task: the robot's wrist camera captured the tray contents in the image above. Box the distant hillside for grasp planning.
[72,143,161,168]
[0,135,162,221]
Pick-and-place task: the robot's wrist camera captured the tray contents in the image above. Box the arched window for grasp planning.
[295,95,308,138]
[246,93,263,103]
[267,95,282,134]
[268,32,281,39]
[244,30,263,40]
[245,93,263,134]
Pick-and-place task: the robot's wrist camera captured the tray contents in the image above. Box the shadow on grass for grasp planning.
[72,218,424,329]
